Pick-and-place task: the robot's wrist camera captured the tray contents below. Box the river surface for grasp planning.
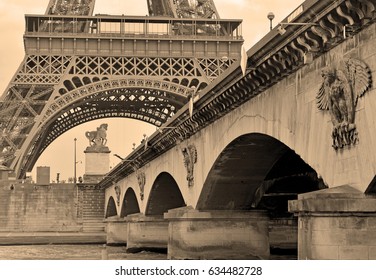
[0,245,166,260]
[0,245,296,260]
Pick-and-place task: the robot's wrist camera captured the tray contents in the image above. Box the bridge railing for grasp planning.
[24,15,243,40]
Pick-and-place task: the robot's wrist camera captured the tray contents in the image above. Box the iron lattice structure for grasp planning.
[0,0,243,178]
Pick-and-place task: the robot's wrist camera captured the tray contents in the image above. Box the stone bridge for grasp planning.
[100,0,376,260]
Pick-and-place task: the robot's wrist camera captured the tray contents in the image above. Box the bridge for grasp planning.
[1,0,376,260]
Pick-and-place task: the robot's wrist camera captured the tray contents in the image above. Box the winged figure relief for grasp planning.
[182,144,198,187]
[316,58,372,150]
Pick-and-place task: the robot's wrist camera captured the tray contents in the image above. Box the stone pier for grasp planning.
[289,186,376,260]
[106,217,127,245]
[125,214,168,253]
[165,207,270,260]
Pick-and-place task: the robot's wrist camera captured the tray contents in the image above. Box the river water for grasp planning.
[0,245,166,260]
[0,244,296,260]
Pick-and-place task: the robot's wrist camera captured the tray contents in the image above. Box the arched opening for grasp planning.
[197,133,325,259]
[105,196,118,218]
[72,76,83,88]
[253,149,325,217]
[145,172,186,216]
[83,76,92,85]
[120,188,140,217]
[197,133,324,210]
[63,80,75,91]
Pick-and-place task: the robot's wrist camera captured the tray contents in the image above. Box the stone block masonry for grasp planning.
[289,186,376,260]
[0,181,105,233]
[0,182,80,232]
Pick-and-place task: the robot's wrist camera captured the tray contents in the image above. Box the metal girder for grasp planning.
[147,0,220,19]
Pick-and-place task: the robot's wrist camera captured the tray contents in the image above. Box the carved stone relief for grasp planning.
[114,184,121,206]
[316,58,372,150]
[181,144,198,187]
[137,171,146,200]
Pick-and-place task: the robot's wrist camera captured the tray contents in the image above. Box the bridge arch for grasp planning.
[105,196,118,218]
[145,172,186,216]
[196,133,325,215]
[120,187,140,218]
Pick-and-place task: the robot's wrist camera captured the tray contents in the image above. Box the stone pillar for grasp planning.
[165,207,270,260]
[125,214,169,253]
[289,186,376,260]
[83,148,110,183]
[82,123,110,182]
[106,216,128,245]
[84,147,110,178]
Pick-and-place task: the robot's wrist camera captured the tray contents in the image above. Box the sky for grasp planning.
[0,0,304,181]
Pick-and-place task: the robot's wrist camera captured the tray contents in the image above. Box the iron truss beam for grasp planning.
[147,0,220,19]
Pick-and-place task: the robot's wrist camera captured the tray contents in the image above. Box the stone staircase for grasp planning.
[79,185,106,233]
[82,219,106,232]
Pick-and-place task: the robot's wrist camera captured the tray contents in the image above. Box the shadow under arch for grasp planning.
[196,133,325,213]
[120,187,140,218]
[105,196,118,218]
[145,172,186,216]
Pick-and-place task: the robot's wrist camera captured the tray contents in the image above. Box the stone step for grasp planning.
[82,219,106,232]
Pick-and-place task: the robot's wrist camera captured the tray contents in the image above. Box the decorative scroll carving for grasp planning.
[317,58,372,149]
[137,171,146,201]
[181,144,197,187]
[114,184,121,206]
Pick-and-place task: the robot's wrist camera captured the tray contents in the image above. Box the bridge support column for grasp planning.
[165,208,270,260]
[289,186,376,260]
[105,217,127,245]
[125,214,168,253]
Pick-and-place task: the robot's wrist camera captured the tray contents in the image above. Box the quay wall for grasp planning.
[0,182,79,231]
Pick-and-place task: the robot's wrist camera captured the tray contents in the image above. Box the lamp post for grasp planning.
[267,12,275,31]
[73,137,79,215]
[74,138,77,187]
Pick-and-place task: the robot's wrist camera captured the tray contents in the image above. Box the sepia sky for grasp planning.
[0,0,303,181]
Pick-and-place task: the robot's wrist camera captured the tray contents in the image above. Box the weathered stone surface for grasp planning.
[125,214,168,252]
[311,245,339,260]
[0,182,80,232]
[106,217,127,245]
[85,151,110,176]
[290,187,376,260]
[339,246,369,260]
[165,208,269,260]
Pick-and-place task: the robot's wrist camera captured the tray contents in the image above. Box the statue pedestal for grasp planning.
[84,146,110,180]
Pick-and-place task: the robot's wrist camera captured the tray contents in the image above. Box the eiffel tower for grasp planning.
[0,0,243,179]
